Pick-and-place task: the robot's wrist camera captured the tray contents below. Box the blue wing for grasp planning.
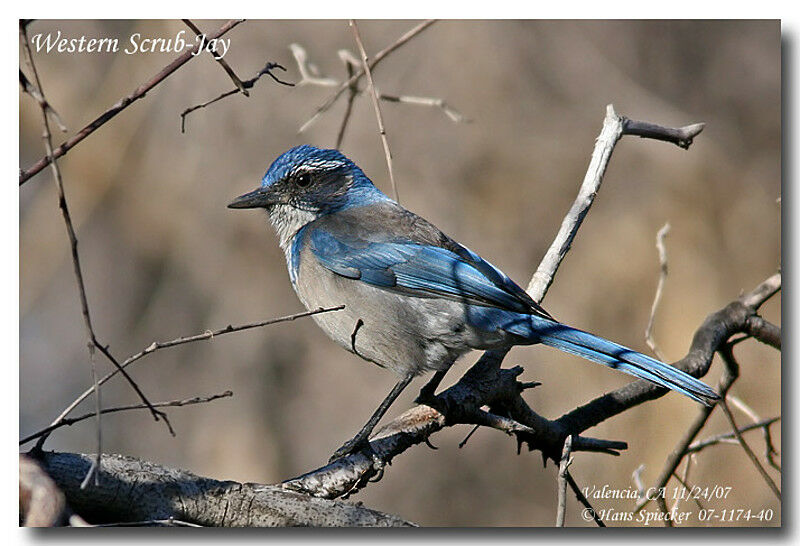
[308,228,549,317]
[307,224,719,406]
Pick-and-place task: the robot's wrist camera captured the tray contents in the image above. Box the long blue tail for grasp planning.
[529,317,719,405]
[466,307,719,404]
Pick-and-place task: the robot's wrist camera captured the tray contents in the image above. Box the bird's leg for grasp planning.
[329,372,414,463]
[415,369,447,406]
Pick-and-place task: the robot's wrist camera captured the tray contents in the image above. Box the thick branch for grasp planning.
[35,452,413,527]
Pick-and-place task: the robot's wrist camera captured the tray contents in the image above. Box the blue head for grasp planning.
[229,145,389,245]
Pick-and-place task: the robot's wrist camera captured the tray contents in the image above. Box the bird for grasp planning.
[229,144,719,461]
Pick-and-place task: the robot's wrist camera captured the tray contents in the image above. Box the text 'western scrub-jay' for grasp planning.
[229,145,719,461]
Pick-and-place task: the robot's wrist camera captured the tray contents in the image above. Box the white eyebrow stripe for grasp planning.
[292,159,348,174]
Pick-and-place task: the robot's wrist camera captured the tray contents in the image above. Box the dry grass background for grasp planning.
[20,19,780,526]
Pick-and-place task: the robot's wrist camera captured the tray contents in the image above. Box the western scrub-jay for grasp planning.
[229,145,719,461]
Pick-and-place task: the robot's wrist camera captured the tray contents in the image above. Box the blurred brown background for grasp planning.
[20,20,781,526]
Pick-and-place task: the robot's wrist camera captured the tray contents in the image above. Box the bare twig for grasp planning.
[21,392,233,445]
[291,42,467,149]
[671,453,693,515]
[335,50,360,149]
[727,395,780,470]
[183,19,248,95]
[299,20,436,133]
[526,104,625,299]
[180,61,293,133]
[686,417,780,455]
[645,223,670,360]
[290,43,339,87]
[350,20,399,202]
[634,307,781,514]
[620,118,705,150]
[20,19,245,184]
[379,93,469,123]
[565,474,605,527]
[527,105,702,300]
[719,396,781,500]
[19,69,66,132]
[23,306,343,447]
[556,435,573,526]
[634,365,733,513]
[558,272,780,438]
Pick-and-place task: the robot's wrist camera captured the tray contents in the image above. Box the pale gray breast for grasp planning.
[294,239,502,375]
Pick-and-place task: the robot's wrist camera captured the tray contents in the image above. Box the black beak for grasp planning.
[228,187,275,209]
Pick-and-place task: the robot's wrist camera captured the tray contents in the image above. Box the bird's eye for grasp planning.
[295,173,312,187]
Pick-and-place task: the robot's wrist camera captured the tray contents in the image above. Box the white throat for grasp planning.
[268,204,317,254]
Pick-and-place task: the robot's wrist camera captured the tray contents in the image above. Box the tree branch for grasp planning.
[21,391,233,446]
[34,452,414,527]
